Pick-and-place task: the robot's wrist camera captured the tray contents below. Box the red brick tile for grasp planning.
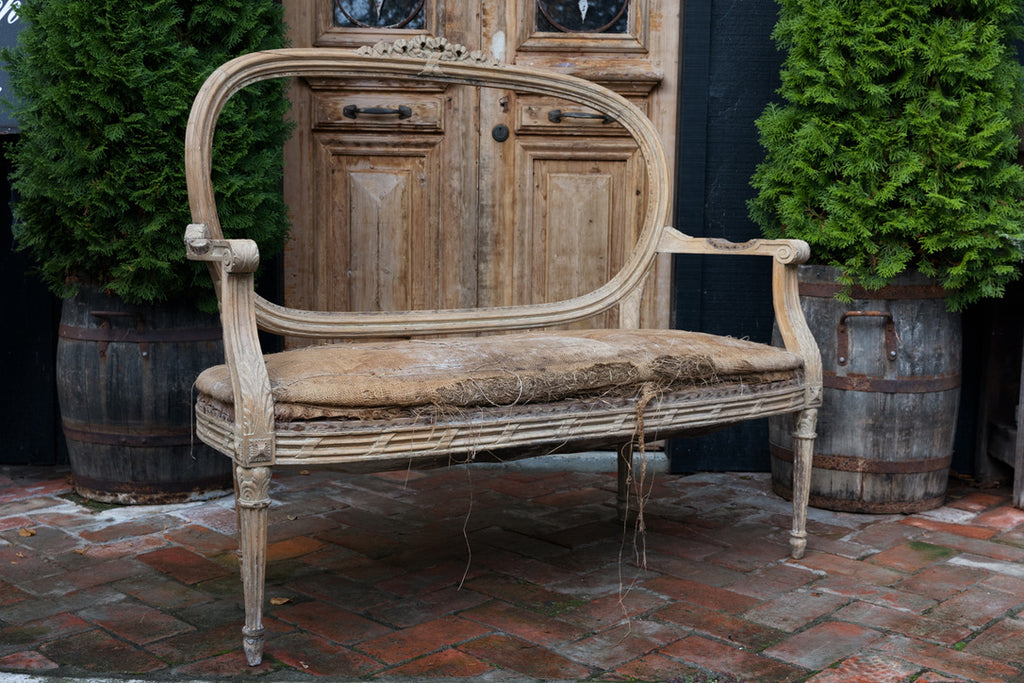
[79,602,194,645]
[461,600,585,645]
[914,672,973,683]
[79,516,177,543]
[161,524,237,555]
[875,634,1021,683]
[868,541,958,573]
[266,513,338,543]
[267,535,325,562]
[561,620,683,670]
[725,562,817,599]
[369,585,490,628]
[459,633,592,679]
[982,572,1024,596]
[39,630,167,675]
[558,588,665,630]
[0,579,29,607]
[830,602,970,645]
[643,533,728,563]
[178,503,238,536]
[927,586,1024,630]
[705,538,793,572]
[900,516,999,540]
[371,469,429,483]
[43,557,148,592]
[76,534,170,561]
[613,652,707,681]
[661,634,807,682]
[532,486,608,507]
[462,574,583,612]
[286,572,394,612]
[795,551,905,585]
[358,615,492,665]
[314,526,406,559]
[804,653,921,683]
[144,622,244,665]
[640,576,759,614]
[138,546,232,585]
[918,531,1024,563]
[895,563,988,601]
[384,647,495,677]
[765,621,884,669]
[656,601,785,650]
[0,515,34,533]
[167,650,276,678]
[815,576,937,613]
[948,491,1009,512]
[743,588,849,632]
[964,617,1024,665]
[272,600,392,645]
[847,521,925,549]
[975,506,1024,532]
[0,612,93,650]
[0,650,59,671]
[268,631,380,677]
[115,575,212,610]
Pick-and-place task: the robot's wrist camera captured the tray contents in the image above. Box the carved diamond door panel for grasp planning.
[314,140,441,313]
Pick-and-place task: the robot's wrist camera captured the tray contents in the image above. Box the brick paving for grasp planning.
[1,464,1024,681]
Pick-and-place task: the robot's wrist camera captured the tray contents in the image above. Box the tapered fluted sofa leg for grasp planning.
[789,408,818,559]
[235,465,271,666]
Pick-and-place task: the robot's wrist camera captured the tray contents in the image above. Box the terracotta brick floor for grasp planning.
[2,462,1024,681]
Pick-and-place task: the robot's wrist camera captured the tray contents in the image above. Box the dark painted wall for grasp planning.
[669,0,784,472]
[1,137,64,465]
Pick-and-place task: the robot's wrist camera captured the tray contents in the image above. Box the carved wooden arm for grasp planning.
[185,223,275,466]
[658,227,823,404]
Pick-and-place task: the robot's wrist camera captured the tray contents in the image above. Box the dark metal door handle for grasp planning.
[547,109,614,124]
[343,105,413,120]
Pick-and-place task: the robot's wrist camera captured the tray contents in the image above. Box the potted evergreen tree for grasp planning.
[750,0,1024,512]
[6,0,291,503]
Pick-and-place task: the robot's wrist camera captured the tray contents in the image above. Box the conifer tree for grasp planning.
[5,0,290,308]
[750,0,1024,310]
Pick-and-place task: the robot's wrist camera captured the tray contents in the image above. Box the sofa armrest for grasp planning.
[658,228,822,405]
[185,223,275,466]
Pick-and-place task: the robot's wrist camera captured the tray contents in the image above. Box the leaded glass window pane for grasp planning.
[333,0,425,29]
[536,0,629,33]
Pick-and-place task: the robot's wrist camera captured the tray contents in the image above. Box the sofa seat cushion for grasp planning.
[195,328,803,421]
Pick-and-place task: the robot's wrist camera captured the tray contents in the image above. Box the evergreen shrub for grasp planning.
[750,0,1024,310]
[5,0,291,308]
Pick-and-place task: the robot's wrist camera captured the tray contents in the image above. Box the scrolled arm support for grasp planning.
[185,223,260,273]
[658,227,822,406]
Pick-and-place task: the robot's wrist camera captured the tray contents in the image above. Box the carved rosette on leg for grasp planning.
[789,408,818,559]
[235,465,271,665]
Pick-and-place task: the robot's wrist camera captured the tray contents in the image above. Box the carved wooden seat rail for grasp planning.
[183,39,822,666]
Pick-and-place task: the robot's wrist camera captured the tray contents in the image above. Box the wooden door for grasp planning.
[282,1,678,329]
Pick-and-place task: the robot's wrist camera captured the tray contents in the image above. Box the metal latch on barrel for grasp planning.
[836,311,899,366]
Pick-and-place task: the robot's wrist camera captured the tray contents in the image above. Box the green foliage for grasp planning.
[749,0,1024,310]
[5,0,291,308]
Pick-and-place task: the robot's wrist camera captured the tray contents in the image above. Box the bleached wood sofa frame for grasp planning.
[184,40,822,666]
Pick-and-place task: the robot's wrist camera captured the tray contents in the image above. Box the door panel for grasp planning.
[317,142,440,312]
[282,1,678,334]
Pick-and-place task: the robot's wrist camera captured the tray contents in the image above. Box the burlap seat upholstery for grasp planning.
[195,329,803,422]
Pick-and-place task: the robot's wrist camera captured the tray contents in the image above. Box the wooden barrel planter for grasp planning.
[57,284,232,504]
[770,265,961,513]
